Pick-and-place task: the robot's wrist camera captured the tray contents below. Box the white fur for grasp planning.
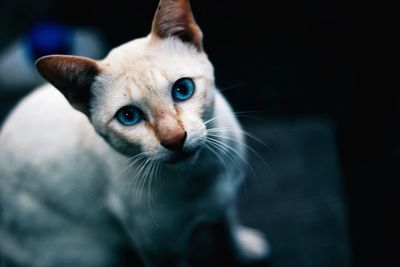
[0,36,266,267]
[236,226,271,263]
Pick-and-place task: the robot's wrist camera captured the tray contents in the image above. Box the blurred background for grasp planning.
[0,0,397,267]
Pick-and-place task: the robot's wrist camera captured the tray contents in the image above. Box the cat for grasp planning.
[0,0,269,266]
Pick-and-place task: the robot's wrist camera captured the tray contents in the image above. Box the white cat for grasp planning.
[0,0,269,266]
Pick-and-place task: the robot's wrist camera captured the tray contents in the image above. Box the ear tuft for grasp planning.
[151,0,203,51]
[36,55,100,115]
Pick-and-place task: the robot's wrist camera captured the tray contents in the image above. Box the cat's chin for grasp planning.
[163,149,200,166]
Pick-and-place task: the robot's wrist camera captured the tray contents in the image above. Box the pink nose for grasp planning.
[160,131,187,151]
[156,114,187,151]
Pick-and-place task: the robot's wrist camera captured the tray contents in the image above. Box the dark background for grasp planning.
[0,0,397,266]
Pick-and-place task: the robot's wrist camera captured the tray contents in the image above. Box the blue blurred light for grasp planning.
[26,21,72,61]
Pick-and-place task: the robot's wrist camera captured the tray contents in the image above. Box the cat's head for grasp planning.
[36,0,215,163]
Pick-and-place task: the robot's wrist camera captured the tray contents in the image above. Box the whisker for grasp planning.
[205,138,243,174]
[205,143,235,187]
[129,158,150,206]
[207,141,250,198]
[207,127,273,152]
[137,158,153,205]
[133,158,153,221]
[128,158,154,234]
[218,82,245,92]
[114,153,145,180]
[207,132,274,177]
[204,110,260,126]
[147,161,160,228]
[206,138,248,190]
[126,157,147,214]
[206,137,259,186]
[206,142,240,188]
[121,153,144,165]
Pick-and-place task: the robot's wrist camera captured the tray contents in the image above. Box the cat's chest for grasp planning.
[111,155,236,223]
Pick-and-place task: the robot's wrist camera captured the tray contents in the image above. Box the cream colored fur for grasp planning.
[0,1,268,266]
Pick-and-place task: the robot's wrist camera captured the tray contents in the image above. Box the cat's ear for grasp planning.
[151,0,203,51]
[36,55,100,116]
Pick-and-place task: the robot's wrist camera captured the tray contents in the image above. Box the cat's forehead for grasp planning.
[102,37,212,81]
[94,37,214,113]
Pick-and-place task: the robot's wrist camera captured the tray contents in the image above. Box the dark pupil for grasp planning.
[124,110,134,120]
[177,84,188,95]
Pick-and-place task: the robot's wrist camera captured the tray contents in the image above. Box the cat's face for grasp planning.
[35,0,216,163]
[91,37,215,162]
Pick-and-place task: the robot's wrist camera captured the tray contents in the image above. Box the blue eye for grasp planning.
[116,106,143,126]
[172,78,195,102]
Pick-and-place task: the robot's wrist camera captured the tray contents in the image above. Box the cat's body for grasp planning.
[0,82,242,267]
[0,1,268,266]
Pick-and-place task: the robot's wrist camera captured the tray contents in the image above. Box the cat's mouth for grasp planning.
[167,149,198,164]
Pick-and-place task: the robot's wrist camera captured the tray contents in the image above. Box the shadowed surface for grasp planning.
[237,119,350,267]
